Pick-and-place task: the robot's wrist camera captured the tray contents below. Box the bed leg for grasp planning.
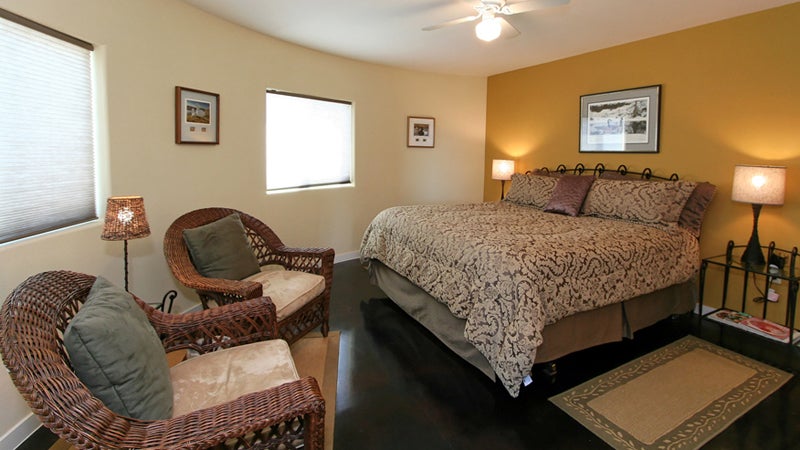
[542,362,558,380]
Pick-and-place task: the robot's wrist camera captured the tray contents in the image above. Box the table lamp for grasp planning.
[101,196,151,291]
[731,165,785,266]
[492,159,515,200]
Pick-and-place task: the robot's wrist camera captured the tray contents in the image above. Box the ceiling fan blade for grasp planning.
[422,14,481,31]
[504,0,570,15]
[499,17,521,39]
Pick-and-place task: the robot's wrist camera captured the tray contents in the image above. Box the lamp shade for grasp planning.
[101,196,151,241]
[731,165,786,206]
[491,159,515,181]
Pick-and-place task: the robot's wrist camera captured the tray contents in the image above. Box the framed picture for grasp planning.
[407,116,435,148]
[579,85,661,153]
[175,86,219,144]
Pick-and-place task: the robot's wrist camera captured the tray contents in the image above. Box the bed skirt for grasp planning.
[368,260,696,381]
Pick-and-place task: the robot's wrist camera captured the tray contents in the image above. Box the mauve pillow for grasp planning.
[543,175,595,216]
[678,182,717,238]
[504,173,558,208]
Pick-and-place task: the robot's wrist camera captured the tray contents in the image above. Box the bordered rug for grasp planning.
[550,335,791,450]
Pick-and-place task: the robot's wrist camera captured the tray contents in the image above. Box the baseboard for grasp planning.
[334,251,360,263]
[694,304,715,316]
[0,413,41,450]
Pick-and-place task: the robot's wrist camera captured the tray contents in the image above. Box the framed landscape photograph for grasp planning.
[407,116,435,148]
[175,86,219,144]
[579,85,661,153]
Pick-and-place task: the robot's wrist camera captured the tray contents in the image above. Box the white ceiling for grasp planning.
[182,0,797,77]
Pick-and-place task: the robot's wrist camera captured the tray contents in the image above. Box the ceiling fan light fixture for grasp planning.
[475,15,502,42]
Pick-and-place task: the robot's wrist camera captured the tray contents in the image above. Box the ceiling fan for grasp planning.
[423,0,570,42]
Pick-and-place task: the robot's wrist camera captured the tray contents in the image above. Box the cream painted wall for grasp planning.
[0,0,486,444]
[485,4,800,326]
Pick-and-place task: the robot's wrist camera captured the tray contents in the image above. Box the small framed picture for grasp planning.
[407,116,435,148]
[175,86,219,144]
[579,85,661,153]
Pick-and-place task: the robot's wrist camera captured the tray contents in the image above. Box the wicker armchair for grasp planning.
[164,207,334,344]
[0,270,325,450]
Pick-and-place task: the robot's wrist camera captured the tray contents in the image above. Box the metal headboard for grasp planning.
[532,163,679,181]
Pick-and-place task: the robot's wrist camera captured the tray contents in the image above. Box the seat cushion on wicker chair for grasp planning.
[182,213,260,280]
[64,277,173,420]
[170,339,298,417]
[243,267,325,320]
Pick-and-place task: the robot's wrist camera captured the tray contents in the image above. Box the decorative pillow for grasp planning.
[543,175,595,216]
[582,179,697,226]
[64,277,173,420]
[183,213,260,280]
[678,182,717,238]
[504,173,558,208]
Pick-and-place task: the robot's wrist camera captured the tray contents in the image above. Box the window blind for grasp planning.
[266,90,353,191]
[0,9,97,243]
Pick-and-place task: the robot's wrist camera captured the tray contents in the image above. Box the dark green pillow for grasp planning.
[182,213,260,280]
[63,277,173,420]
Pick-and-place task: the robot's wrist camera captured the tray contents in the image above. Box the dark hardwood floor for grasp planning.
[21,259,799,449]
[329,259,799,450]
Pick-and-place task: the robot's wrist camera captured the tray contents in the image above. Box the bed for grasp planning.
[359,164,716,396]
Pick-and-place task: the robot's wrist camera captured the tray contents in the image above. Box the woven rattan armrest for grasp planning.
[136,296,279,354]
[275,245,335,276]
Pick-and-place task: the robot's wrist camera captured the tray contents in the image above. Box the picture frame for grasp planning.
[407,116,435,148]
[579,85,661,153]
[175,86,219,144]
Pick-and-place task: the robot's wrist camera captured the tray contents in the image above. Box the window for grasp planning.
[266,90,353,192]
[0,9,96,244]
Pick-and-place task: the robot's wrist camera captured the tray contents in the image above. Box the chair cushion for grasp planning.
[243,267,326,320]
[182,213,260,280]
[63,277,173,420]
[170,339,299,417]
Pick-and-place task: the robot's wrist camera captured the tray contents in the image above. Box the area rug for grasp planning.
[291,330,340,450]
[50,331,340,450]
[550,335,791,450]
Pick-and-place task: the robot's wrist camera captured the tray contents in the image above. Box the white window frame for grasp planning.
[265,90,353,192]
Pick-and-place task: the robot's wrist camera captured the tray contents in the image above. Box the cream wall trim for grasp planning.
[0,413,39,450]
[0,0,486,445]
[335,251,361,263]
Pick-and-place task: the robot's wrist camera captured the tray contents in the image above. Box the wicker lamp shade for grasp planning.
[101,196,151,241]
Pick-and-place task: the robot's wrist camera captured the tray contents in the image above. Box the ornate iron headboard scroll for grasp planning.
[532,163,679,181]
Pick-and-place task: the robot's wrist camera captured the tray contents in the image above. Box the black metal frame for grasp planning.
[532,163,679,181]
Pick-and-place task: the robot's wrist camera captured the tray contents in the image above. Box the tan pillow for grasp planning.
[543,175,595,216]
[504,173,558,209]
[582,179,697,226]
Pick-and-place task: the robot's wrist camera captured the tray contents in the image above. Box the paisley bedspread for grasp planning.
[359,201,700,396]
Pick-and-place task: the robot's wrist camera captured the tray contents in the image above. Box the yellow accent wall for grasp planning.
[485,4,800,327]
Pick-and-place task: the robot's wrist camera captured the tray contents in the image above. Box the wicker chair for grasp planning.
[164,207,334,344]
[0,270,325,450]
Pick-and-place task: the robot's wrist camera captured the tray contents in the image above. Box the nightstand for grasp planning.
[698,240,799,344]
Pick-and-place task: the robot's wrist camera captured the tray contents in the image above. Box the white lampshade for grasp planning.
[731,165,786,206]
[491,159,515,181]
[475,16,502,42]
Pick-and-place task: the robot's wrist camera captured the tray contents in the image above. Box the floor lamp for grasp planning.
[492,159,515,200]
[731,165,785,267]
[101,196,151,291]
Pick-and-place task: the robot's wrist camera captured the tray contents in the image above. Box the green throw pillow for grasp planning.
[182,213,261,280]
[63,277,173,420]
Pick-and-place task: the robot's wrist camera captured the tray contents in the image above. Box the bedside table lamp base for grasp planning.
[741,204,765,267]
